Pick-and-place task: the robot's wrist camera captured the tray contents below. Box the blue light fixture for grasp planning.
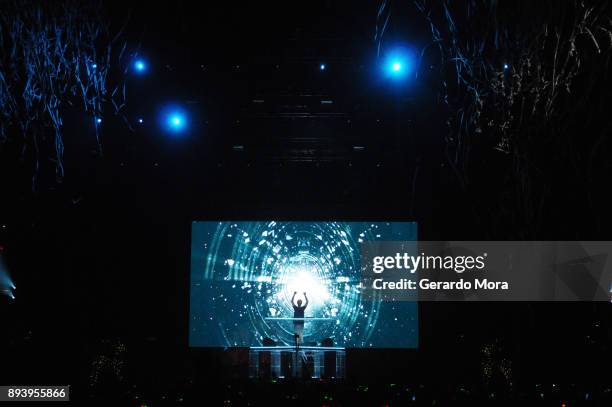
[138,118,144,124]
[91,63,98,69]
[159,105,188,134]
[95,117,102,124]
[133,59,147,73]
[170,115,183,127]
[320,63,326,71]
[503,63,510,70]
[382,46,416,80]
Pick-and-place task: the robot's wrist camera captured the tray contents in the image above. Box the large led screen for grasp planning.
[189,221,418,348]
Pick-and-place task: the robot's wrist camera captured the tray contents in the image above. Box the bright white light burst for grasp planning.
[282,268,330,303]
[276,256,333,316]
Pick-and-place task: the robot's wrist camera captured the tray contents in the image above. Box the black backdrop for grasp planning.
[0,0,611,395]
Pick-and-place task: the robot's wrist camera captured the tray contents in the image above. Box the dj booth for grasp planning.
[249,346,346,379]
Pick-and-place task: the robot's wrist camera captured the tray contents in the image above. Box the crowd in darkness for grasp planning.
[85,379,611,406]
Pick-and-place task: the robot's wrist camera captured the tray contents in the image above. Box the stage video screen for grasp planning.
[189,221,418,348]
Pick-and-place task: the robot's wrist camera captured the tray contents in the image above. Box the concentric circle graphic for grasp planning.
[201,221,383,346]
[191,221,418,348]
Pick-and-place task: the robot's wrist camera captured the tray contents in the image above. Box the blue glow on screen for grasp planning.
[189,221,418,348]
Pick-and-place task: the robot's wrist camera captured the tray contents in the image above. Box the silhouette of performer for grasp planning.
[291,291,308,344]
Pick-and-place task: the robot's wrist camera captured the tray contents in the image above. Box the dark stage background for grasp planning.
[1,0,611,403]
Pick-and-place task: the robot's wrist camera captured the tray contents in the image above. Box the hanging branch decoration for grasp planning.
[0,0,131,189]
[414,0,611,167]
[401,0,611,236]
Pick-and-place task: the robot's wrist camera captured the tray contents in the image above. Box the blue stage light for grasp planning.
[320,63,326,71]
[133,59,147,73]
[159,105,189,134]
[138,118,144,124]
[91,63,97,69]
[503,63,509,70]
[95,117,102,124]
[382,46,416,80]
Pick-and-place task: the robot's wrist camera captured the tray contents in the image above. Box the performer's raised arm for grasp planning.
[291,291,297,306]
[303,292,309,307]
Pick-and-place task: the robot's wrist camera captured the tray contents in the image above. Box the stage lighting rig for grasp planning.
[159,104,188,134]
[133,58,147,74]
[382,46,416,80]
